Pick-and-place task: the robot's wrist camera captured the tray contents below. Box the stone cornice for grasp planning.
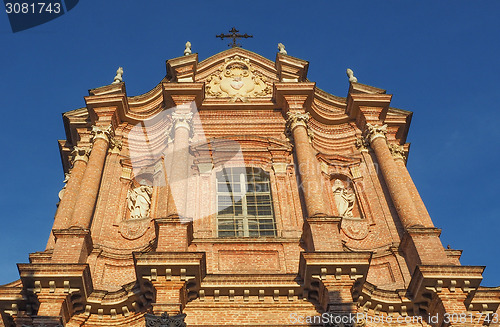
[162,82,205,109]
[408,265,484,305]
[273,82,315,112]
[346,92,392,126]
[275,52,309,82]
[84,92,126,127]
[299,251,372,293]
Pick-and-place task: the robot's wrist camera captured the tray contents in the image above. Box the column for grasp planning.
[364,124,423,228]
[52,125,113,263]
[166,111,193,219]
[365,123,449,270]
[389,143,434,227]
[46,147,89,250]
[285,112,328,218]
[157,110,193,252]
[70,125,113,229]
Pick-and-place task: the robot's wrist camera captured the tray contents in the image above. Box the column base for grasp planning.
[400,227,450,273]
[305,217,342,251]
[51,228,92,264]
[154,218,193,252]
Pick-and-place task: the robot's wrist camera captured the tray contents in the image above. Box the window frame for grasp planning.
[215,166,277,238]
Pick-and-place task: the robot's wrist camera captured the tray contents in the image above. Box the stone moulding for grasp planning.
[118,217,152,240]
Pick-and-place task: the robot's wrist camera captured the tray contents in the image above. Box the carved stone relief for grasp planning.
[127,185,153,219]
[332,179,355,218]
[332,178,370,240]
[206,55,271,102]
[145,312,186,327]
[118,217,151,240]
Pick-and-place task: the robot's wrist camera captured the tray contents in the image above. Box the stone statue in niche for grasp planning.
[127,182,153,219]
[332,179,355,218]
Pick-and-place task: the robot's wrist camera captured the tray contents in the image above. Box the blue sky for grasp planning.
[0,1,499,287]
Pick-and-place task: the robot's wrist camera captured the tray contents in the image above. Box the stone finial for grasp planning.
[184,41,192,56]
[346,68,357,83]
[277,43,287,55]
[112,67,124,84]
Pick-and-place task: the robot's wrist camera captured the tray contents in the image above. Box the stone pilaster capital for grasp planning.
[70,146,90,164]
[171,111,193,131]
[90,125,114,143]
[363,123,387,144]
[388,143,407,161]
[355,137,369,152]
[108,138,122,154]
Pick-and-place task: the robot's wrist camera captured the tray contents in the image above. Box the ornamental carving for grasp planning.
[70,146,90,164]
[127,185,153,219]
[90,125,114,143]
[363,123,387,144]
[332,179,355,218]
[341,217,370,240]
[118,217,151,240]
[388,143,406,161]
[354,137,369,152]
[145,312,186,327]
[285,112,313,141]
[206,55,271,102]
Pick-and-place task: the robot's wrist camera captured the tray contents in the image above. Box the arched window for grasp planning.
[216,167,276,237]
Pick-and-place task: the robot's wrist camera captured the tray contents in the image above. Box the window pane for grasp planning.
[217,167,276,237]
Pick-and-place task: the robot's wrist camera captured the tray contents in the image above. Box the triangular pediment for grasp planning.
[196,47,278,83]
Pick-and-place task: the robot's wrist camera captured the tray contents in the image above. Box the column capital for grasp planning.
[172,111,193,131]
[285,111,313,142]
[70,146,90,164]
[90,125,114,143]
[363,123,387,144]
[109,138,122,154]
[355,137,369,152]
[388,143,407,161]
[285,111,309,129]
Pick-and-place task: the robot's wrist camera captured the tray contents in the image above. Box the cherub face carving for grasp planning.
[220,61,255,95]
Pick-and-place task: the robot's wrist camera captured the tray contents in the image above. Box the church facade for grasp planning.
[0,47,498,326]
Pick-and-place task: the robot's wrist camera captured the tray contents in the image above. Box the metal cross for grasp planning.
[216,27,253,48]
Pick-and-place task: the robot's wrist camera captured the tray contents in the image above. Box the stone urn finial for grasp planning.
[184,41,192,56]
[278,42,287,55]
[346,68,357,83]
[112,67,123,84]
